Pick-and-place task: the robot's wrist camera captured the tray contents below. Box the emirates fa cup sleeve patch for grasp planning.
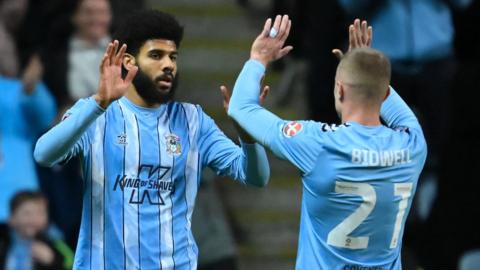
[282,121,303,138]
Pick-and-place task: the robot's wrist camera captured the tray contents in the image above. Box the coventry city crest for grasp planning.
[165,134,182,156]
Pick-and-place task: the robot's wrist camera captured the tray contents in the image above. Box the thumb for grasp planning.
[260,85,270,104]
[332,49,344,60]
[220,85,230,110]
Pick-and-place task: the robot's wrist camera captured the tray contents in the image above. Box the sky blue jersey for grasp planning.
[34,96,269,270]
[0,77,56,222]
[229,60,427,270]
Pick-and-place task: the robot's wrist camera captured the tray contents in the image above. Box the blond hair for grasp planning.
[337,48,391,103]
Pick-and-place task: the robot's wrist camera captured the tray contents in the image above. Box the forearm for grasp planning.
[228,60,283,146]
[20,83,56,131]
[241,142,270,187]
[34,98,103,166]
[381,87,421,130]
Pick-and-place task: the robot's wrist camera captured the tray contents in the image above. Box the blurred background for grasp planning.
[1,0,479,269]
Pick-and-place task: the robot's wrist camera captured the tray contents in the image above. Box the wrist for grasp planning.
[249,55,269,68]
[93,94,110,109]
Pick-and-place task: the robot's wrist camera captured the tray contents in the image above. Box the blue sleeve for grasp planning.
[198,108,270,187]
[381,87,422,131]
[228,60,323,174]
[34,97,104,167]
[20,82,56,133]
[381,87,427,157]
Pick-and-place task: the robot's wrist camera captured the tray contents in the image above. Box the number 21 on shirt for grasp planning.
[327,181,413,249]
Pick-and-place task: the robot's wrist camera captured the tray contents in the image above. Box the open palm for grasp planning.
[332,19,373,60]
[95,40,138,108]
[250,15,293,67]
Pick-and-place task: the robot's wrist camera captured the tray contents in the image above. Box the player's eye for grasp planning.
[170,54,178,61]
[149,52,161,59]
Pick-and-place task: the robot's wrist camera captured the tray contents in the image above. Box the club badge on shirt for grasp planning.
[165,134,182,155]
[282,121,303,138]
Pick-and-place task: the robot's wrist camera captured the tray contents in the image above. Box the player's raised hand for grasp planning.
[220,84,269,113]
[250,15,293,67]
[94,40,138,109]
[220,84,269,143]
[332,19,372,60]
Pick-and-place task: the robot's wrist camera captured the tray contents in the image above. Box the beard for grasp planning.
[132,67,178,105]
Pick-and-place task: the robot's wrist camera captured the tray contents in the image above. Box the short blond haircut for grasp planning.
[337,48,391,103]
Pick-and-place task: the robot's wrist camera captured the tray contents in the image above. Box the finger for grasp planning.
[220,85,230,110]
[354,19,362,47]
[260,85,270,104]
[99,53,108,73]
[261,18,272,38]
[115,44,127,66]
[367,26,373,47]
[124,65,138,85]
[105,43,113,64]
[349,25,357,50]
[279,19,292,43]
[277,15,289,40]
[110,40,119,64]
[277,45,293,59]
[332,49,344,60]
[220,85,231,102]
[272,15,282,36]
[361,20,368,45]
[105,42,113,56]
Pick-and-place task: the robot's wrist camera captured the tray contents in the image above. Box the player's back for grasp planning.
[296,121,427,269]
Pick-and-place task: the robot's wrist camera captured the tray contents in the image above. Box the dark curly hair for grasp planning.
[113,9,184,57]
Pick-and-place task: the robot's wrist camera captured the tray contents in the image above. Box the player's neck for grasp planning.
[125,85,162,108]
[341,105,382,126]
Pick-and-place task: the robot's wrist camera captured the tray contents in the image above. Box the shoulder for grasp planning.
[280,121,351,138]
[277,120,334,142]
[319,122,352,133]
[174,102,208,122]
[178,102,202,114]
[62,97,99,120]
[0,76,21,90]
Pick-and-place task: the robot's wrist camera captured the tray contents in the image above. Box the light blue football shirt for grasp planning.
[34,96,269,270]
[229,60,427,270]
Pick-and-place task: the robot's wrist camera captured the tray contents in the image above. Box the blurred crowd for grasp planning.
[1,0,479,269]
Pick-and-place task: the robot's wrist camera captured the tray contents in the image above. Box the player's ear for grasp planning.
[123,53,137,70]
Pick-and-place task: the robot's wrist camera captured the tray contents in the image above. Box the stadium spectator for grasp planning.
[0,191,73,270]
[42,0,112,112]
[35,0,112,248]
[0,53,56,224]
[229,16,427,269]
[0,0,27,77]
[34,10,269,269]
